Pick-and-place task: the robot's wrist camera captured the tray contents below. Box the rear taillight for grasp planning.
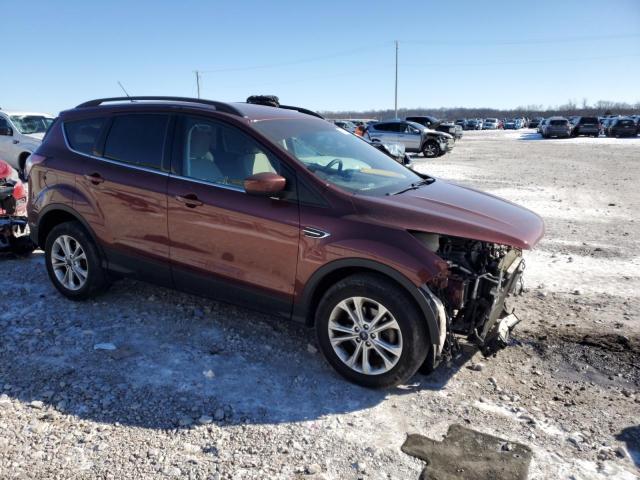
[25,153,46,179]
[12,181,26,200]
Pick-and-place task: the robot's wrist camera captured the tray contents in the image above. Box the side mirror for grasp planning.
[244,172,286,196]
[0,127,13,136]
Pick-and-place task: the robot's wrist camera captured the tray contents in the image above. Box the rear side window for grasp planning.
[372,123,398,132]
[65,117,106,155]
[103,115,169,170]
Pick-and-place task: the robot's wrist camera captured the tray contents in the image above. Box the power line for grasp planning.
[400,53,640,68]
[401,33,640,47]
[196,43,391,74]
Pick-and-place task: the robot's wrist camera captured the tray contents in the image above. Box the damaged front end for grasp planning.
[415,233,526,357]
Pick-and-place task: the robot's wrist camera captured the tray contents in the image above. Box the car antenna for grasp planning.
[117,81,135,102]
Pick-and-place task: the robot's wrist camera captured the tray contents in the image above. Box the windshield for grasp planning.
[10,115,53,134]
[252,118,423,196]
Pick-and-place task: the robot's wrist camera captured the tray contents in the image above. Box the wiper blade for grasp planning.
[388,178,435,196]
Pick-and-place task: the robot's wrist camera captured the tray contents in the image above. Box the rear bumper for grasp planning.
[575,126,599,135]
[546,129,571,137]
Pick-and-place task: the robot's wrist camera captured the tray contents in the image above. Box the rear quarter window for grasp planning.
[64,117,106,155]
[103,114,169,170]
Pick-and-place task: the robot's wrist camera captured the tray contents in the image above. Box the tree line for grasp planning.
[322,100,640,120]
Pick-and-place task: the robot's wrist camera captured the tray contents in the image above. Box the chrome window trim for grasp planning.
[61,120,169,177]
[168,174,245,193]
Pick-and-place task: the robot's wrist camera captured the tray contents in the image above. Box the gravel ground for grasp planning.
[1,129,639,479]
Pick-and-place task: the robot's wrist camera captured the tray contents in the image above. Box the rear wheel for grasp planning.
[44,221,108,300]
[422,140,441,158]
[315,273,430,388]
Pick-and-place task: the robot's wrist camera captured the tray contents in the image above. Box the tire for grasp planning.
[44,221,108,300]
[422,140,441,158]
[315,273,430,388]
[18,153,30,181]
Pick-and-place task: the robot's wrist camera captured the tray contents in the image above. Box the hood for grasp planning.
[352,178,544,249]
[423,127,453,140]
[24,132,45,141]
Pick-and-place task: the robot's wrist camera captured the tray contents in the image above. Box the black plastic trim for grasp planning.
[294,258,440,349]
[76,97,246,117]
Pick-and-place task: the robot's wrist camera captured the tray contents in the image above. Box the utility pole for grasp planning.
[194,70,201,99]
[394,40,399,119]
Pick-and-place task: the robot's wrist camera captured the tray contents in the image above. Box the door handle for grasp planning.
[175,193,203,208]
[83,173,104,185]
[12,140,19,144]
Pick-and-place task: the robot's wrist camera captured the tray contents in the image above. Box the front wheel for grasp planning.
[422,140,441,158]
[315,273,430,388]
[44,221,108,300]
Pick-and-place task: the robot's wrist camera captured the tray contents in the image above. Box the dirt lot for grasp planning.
[1,129,639,479]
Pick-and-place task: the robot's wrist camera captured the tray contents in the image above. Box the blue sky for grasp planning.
[1,0,639,114]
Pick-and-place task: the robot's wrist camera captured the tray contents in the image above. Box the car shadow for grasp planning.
[616,425,640,468]
[0,264,470,430]
[517,132,545,141]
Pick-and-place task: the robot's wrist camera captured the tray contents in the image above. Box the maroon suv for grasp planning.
[27,97,544,388]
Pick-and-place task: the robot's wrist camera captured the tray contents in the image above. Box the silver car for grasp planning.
[365,120,453,158]
[482,118,499,130]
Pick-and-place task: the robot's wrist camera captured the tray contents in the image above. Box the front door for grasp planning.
[397,122,422,151]
[167,115,300,317]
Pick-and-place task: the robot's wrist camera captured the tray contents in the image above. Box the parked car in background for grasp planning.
[332,120,357,133]
[600,117,615,135]
[366,120,454,158]
[606,117,638,137]
[482,118,499,130]
[346,119,377,127]
[0,110,55,178]
[455,119,466,128]
[503,119,518,130]
[28,95,543,388]
[541,117,572,138]
[464,119,481,130]
[571,116,600,137]
[528,117,543,129]
[405,116,462,140]
[537,118,547,134]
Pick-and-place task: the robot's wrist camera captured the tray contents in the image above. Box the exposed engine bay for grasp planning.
[416,233,525,356]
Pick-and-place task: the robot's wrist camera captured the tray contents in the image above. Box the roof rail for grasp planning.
[75,96,245,117]
[279,105,325,120]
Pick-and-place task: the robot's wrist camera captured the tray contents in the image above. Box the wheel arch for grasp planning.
[36,204,103,258]
[294,258,441,347]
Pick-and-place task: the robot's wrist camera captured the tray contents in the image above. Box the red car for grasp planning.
[0,159,34,254]
[27,96,544,388]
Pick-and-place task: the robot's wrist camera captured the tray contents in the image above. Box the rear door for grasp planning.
[167,114,300,317]
[71,113,172,285]
[368,123,398,144]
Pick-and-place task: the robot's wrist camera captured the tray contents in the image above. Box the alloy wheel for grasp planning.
[328,296,403,375]
[51,235,88,291]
